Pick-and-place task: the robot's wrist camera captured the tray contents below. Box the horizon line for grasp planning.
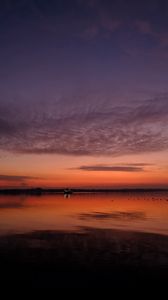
[0,187,168,192]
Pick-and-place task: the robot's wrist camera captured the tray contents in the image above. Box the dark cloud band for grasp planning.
[76,165,145,172]
[0,175,37,182]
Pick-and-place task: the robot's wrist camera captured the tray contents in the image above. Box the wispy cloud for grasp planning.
[135,20,154,36]
[75,164,147,172]
[134,18,168,53]
[0,95,168,157]
[0,175,37,182]
[1,0,168,54]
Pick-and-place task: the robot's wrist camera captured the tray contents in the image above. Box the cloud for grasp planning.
[134,19,168,50]
[0,118,15,134]
[0,95,168,157]
[0,175,37,182]
[75,164,146,172]
[1,0,168,53]
[135,20,154,35]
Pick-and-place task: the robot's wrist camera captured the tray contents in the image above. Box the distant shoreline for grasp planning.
[0,187,168,195]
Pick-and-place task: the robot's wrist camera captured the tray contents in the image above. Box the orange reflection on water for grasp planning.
[0,192,168,235]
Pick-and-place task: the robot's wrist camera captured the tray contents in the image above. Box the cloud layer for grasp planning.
[0,174,40,187]
[0,175,37,182]
[0,95,168,157]
[76,164,146,172]
[1,0,168,48]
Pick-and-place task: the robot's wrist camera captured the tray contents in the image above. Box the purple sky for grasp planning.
[0,0,168,187]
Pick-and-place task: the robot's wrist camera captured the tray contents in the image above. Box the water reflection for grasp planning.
[78,211,146,221]
[0,192,168,235]
[64,193,71,199]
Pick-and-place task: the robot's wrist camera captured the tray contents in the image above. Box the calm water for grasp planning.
[0,192,168,236]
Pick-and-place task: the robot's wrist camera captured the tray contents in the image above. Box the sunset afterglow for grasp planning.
[1,1,168,289]
[0,1,168,188]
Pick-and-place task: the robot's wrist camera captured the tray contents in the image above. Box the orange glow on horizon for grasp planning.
[0,151,168,188]
[0,170,168,188]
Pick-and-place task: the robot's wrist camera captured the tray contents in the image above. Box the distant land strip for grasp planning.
[0,188,168,195]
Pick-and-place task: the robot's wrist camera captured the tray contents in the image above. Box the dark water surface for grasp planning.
[0,192,168,289]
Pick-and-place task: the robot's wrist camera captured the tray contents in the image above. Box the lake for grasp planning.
[0,191,168,288]
[0,191,168,236]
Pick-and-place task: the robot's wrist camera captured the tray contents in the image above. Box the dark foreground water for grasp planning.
[0,192,168,289]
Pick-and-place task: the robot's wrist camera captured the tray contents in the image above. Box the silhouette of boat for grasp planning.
[64,188,73,195]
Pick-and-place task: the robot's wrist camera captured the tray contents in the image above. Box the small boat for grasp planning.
[64,188,73,195]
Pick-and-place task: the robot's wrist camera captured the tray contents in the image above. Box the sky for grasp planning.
[0,0,168,188]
